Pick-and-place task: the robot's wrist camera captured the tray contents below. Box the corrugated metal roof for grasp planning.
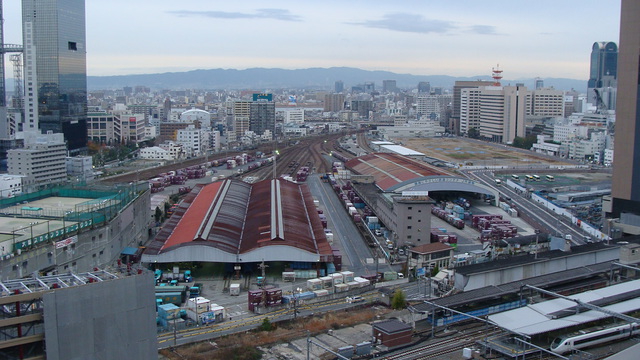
[146,178,332,258]
[345,153,450,192]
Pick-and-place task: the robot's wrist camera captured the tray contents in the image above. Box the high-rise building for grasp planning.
[587,41,618,109]
[382,80,397,93]
[249,99,276,138]
[22,0,88,151]
[535,78,544,90]
[459,85,528,143]
[324,93,345,112]
[608,0,640,222]
[417,82,431,94]
[451,80,494,135]
[334,80,344,93]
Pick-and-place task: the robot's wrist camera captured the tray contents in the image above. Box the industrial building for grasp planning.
[142,178,335,268]
[0,269,157,360]
[344,152,498,247]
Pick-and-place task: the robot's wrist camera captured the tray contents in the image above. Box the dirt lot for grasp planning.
[401,137,571,167]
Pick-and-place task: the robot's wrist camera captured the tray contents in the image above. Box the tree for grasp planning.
[259,317,273,331]
[154,207,163,223]
[467,127,480,139]
[431,265,440,277]
[391,289,406,310]
[511,135,537,150]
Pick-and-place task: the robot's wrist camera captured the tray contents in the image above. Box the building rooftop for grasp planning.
[144,178,333,263]
[345,153,451,192]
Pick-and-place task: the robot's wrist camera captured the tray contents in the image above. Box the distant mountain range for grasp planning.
[82,67,585,92]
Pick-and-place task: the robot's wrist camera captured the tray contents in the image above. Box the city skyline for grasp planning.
[2,1,621,79]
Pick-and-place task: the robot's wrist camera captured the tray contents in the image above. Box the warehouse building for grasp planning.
[142,178,335,268]
[344,153,498,247]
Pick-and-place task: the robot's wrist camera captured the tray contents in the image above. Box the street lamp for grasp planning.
[293,287,302,319]
[273,149,280,179]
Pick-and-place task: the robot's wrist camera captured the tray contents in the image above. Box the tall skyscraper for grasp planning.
[382,80,397,93]
[417,81,431,94]
[334,80,344,93]
[22,0,88,151]
[587,41,618,109]
[609,0,640,221]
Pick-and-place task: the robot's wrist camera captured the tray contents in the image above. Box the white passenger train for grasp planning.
[550,323,639,354]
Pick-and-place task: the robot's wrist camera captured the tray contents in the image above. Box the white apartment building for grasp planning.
[144,125,158,140]
[176,125,203,157]
[8,132,67,188]
[460,87,483,135]
[531,135,562,156]
[138,146,171,161]
[66,156,94,182]
[477,86,528,143]
[283,124,308,137]
[159,142,185,160]
[283,108,305,124]
[0,175,23,198]
[553,123,589,142]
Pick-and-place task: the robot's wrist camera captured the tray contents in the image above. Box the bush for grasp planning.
[391,289,406,310]
[259,317,273,331]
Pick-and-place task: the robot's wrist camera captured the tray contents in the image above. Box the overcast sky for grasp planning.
[3,1,621,80]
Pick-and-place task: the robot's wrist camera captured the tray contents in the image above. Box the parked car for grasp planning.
[374,229,382,236]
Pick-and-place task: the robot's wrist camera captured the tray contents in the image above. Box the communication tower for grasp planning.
[492,64,503,86]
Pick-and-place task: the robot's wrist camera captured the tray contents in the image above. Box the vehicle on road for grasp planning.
[374,229,382,236]
[346,296,365,303]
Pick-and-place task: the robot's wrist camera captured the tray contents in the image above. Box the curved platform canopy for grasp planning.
[387,176,498,199]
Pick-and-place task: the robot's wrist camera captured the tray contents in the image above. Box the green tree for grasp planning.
[259,317,273,331]
[467,127,480,139]
[391,289,406,310]
[431,265,440,277]
[154,207,163,223]
[511,135,537,150]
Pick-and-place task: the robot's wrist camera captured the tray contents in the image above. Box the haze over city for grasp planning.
[2,0,621,79]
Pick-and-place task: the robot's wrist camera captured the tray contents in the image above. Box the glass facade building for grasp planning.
[588,41,618,89]
[22,0,87,151]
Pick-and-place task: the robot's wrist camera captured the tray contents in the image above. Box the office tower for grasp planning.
[609,0,640,220]
[587,41,618,109]
[334,80,344,93]
[382,80,397,93]
[22,0,87,151]
[451,80,494,135]
[417,82,431,94]
[459,85,528,143]
[535,78,544,90]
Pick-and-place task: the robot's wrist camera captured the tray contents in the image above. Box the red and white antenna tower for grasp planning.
[492,64,503,86]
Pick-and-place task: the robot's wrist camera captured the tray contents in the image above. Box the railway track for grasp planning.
[383,329,501,360]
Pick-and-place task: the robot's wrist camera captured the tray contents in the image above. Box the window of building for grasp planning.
[407,226,412,229]
[68,41,77,51]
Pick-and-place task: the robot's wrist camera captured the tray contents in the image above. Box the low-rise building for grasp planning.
[372,320,413,348]
[408,242,454,273]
